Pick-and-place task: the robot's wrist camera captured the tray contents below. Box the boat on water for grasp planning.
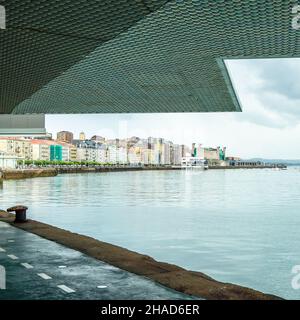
[181,157,208,170]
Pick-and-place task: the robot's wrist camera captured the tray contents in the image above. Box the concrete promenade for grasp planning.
[0,221,195,300]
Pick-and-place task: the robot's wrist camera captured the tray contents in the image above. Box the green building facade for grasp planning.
[50,145,63,161]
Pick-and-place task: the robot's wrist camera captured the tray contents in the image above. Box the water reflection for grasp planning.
[0,168,299,299]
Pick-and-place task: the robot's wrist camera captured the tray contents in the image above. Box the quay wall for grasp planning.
[1,164,284,180]
[57,166,181,174]
[208,165,277,169]
[2,168,58,180]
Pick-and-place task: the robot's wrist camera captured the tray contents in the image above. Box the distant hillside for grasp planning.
[247,158,300,166]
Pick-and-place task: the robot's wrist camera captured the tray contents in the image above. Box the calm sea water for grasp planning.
[1,168,300,299]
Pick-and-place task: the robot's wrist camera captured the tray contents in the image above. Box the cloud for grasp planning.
[227,58,300,128]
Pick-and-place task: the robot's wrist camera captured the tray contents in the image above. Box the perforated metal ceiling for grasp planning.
[0,1,299,114]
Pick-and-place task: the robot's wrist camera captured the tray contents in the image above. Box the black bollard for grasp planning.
[7,205,28,223]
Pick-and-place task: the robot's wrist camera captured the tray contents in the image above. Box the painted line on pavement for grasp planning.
[57,285,76,293]
[37,273,52,280]
[7,254,18,260]
[21,263,34,269]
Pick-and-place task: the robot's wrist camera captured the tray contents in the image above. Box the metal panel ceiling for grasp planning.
[0,1,299,114]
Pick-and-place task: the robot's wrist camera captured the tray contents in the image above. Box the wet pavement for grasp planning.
[0,222,196,300]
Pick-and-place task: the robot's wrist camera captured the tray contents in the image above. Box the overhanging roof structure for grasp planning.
[0,115,46,135]
[0,1,299,114]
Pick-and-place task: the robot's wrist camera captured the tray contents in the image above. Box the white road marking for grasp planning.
[0,247,6,252]
[7,254,18,260]
[21,263,34,269]
[37,273,52,280]
[97,285,108,289]
[57,285,76,293]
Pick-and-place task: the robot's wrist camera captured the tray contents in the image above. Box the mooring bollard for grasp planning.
[7,205,28,223]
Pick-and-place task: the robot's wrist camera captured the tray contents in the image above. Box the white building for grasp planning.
[107,145,117,164]
[162,141,171,165]
[61,146,70,161]
[96,147,107,163]
[172,144,182,165]
[77,147,96,162]
[0,138,32,160]
[117,147,127,164]
[31,141,50,161]
[0,152,21,169]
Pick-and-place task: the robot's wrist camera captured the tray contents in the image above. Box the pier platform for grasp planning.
[0,222,194,300]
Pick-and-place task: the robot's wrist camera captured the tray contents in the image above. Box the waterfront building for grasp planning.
[204,146,226,161]
[191,143,205,159]
[96,146,107,163]
[31,140,50,161]
[141,148,150,165]
[0,151,21,169]
[204,147,219,160]
[61,146,70,161]
[76,140,106,163]
[77,146,96,162]
[181,145,190,159]
[55,141,77,162]
[57,131,73,144]
[79,132,86,141]
[76,147,97,162]
[162,141,171,165]
[147,137,164,165]
[128,146,142,165]
[197,144,205,160]
[50,145,63,161]
[0,138,32,160]
[69,146,77,162]
[76,147,89,162]
[149,149,160,165]
[171,144,182,165]
[107,145,117,164]
[117,147,127,164]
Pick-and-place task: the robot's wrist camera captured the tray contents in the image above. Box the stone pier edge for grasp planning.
[0,211,282,300]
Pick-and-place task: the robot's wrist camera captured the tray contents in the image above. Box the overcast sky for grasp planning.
[46,58,300,159]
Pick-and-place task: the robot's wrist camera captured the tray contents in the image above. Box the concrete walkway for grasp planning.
[0,222,195,300]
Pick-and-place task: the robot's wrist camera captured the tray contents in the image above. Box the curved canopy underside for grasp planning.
[0,1,299,114]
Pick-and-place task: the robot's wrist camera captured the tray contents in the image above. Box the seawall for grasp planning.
[1,165,285,181]
[1,167,180,180]
[208,165,279,169]
[57,166,181,174]
[0,211,282,300]
[2,168,58,180]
